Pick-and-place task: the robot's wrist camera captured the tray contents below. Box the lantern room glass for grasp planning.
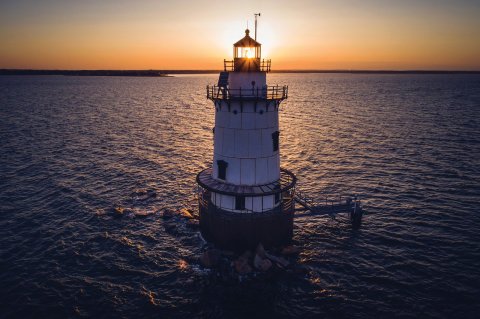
[235,46,261,59]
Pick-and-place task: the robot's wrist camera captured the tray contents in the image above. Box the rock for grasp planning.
[234,256,252,275]
[186,219,199,228]
[265,252,290,268]
[95,209,107,216]
[113,206,125,216]
[113,206,133,217]
[254,251,273,272]
[133,209,154,217]
[163,222,177,233]
[133,188,147,196]
[200,249,221,268]
[281,245,301,256]
[255,243,266,259]
[147,189,157,198]
[123,208,135,217]
[179,208,194,219]
[161,208,175,219]
[132,189,157,201]
[258,258,272,272]
[253,253,263,270]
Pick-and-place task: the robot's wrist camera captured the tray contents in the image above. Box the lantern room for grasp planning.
[232,29,262,72]
[234,29,261,59]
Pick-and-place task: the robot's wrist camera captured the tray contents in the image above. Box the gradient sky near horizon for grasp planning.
[1,0,479,70]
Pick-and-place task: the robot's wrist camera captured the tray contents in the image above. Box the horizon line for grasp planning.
[1,69,480,75]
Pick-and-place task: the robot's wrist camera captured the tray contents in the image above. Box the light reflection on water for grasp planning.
[0,74,479,318]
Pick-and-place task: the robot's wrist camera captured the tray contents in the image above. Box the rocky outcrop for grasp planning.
[200,249,221,268]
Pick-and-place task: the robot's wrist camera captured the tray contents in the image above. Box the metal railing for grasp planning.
[206,85,288,101]
[224,60,234,71]
[293,187,363,218]
[196,167,296,196]
[223,59,271,72]
[260,59,271,72]
[282,191,295,212]
[197,187,295,214]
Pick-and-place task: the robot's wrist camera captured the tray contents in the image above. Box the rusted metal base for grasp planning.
[199,202,294,251]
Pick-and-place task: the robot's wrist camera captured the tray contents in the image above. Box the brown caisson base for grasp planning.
[199,203,294,251]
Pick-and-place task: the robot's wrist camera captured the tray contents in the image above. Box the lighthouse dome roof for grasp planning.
[233,29,261,47]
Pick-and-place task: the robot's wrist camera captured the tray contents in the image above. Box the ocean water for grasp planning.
[1,73,479,318]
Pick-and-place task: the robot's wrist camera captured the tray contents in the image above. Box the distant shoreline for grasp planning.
[1,69,479,77]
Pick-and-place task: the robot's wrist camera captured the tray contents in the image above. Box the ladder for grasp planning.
[217,72,229,87]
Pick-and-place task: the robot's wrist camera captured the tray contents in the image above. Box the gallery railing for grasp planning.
[206,85,288,101]
[224,59,271,72]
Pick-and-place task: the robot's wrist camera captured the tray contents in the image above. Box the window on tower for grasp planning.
[217,160,228,180]
[235,196,245,210]
[272,131,280,152]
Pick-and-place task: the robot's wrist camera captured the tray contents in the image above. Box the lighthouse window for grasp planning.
[272,131,280,151]
[217,160,228,180]
[235,196,245,210]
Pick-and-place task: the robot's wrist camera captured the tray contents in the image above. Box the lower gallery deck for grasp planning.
[196,168,297,250]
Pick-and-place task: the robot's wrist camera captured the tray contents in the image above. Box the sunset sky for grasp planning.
[1,0,479,70]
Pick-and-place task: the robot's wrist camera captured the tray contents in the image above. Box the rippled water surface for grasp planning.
[1,74,480,318]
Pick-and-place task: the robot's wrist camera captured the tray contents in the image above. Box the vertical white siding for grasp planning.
[214,126,223,154]
[255,109,268,129]
[242,112,256,129]
[222,128,235,157]
[211,74,281,188]
[248,130,262,157]
[229,110,242,129]
[261,129,272,157]
[235,130,249,157]
[255,157,269,184]
[268,156,279,181]
[240,159,255,185]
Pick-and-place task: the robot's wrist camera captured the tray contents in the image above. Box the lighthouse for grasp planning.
[196,26,297,250]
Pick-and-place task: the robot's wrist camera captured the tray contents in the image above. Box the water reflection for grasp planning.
[0,74,479,318]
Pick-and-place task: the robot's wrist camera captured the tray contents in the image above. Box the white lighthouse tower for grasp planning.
[197,27,296,250]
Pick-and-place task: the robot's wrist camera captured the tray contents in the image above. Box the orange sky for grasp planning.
[1,0,479,70]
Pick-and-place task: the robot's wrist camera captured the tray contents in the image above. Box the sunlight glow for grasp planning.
[236,47,256,58]
[0,1,479,70]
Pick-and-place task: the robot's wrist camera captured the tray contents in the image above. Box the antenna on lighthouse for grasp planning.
[254,13,261,41]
